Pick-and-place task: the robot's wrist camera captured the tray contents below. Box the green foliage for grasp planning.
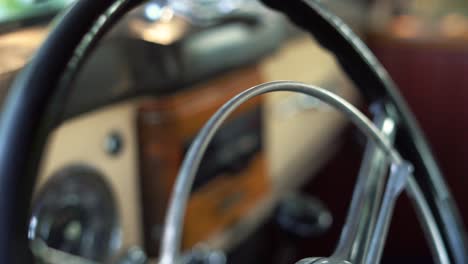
[0,0,71,22]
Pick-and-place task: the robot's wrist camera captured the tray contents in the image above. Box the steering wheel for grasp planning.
[0,0,466,263]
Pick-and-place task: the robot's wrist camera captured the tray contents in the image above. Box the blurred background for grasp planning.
[1,0,468,263]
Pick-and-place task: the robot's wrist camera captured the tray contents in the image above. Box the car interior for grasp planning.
[0,0,468,263]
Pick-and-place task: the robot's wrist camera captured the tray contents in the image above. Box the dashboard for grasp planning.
[0,3,360,262]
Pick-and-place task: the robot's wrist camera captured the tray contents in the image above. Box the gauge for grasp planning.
[29,165,121,262]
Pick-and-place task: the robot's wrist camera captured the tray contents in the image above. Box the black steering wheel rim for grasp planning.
[0,0,465,263]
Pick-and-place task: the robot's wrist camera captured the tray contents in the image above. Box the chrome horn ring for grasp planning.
[159,81,449,264]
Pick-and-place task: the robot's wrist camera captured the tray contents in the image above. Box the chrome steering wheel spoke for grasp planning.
[333,104,397,262]
[331,104,417,264]
[364,161,412,264]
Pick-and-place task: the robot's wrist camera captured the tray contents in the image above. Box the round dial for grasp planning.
[29,165,120,262]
